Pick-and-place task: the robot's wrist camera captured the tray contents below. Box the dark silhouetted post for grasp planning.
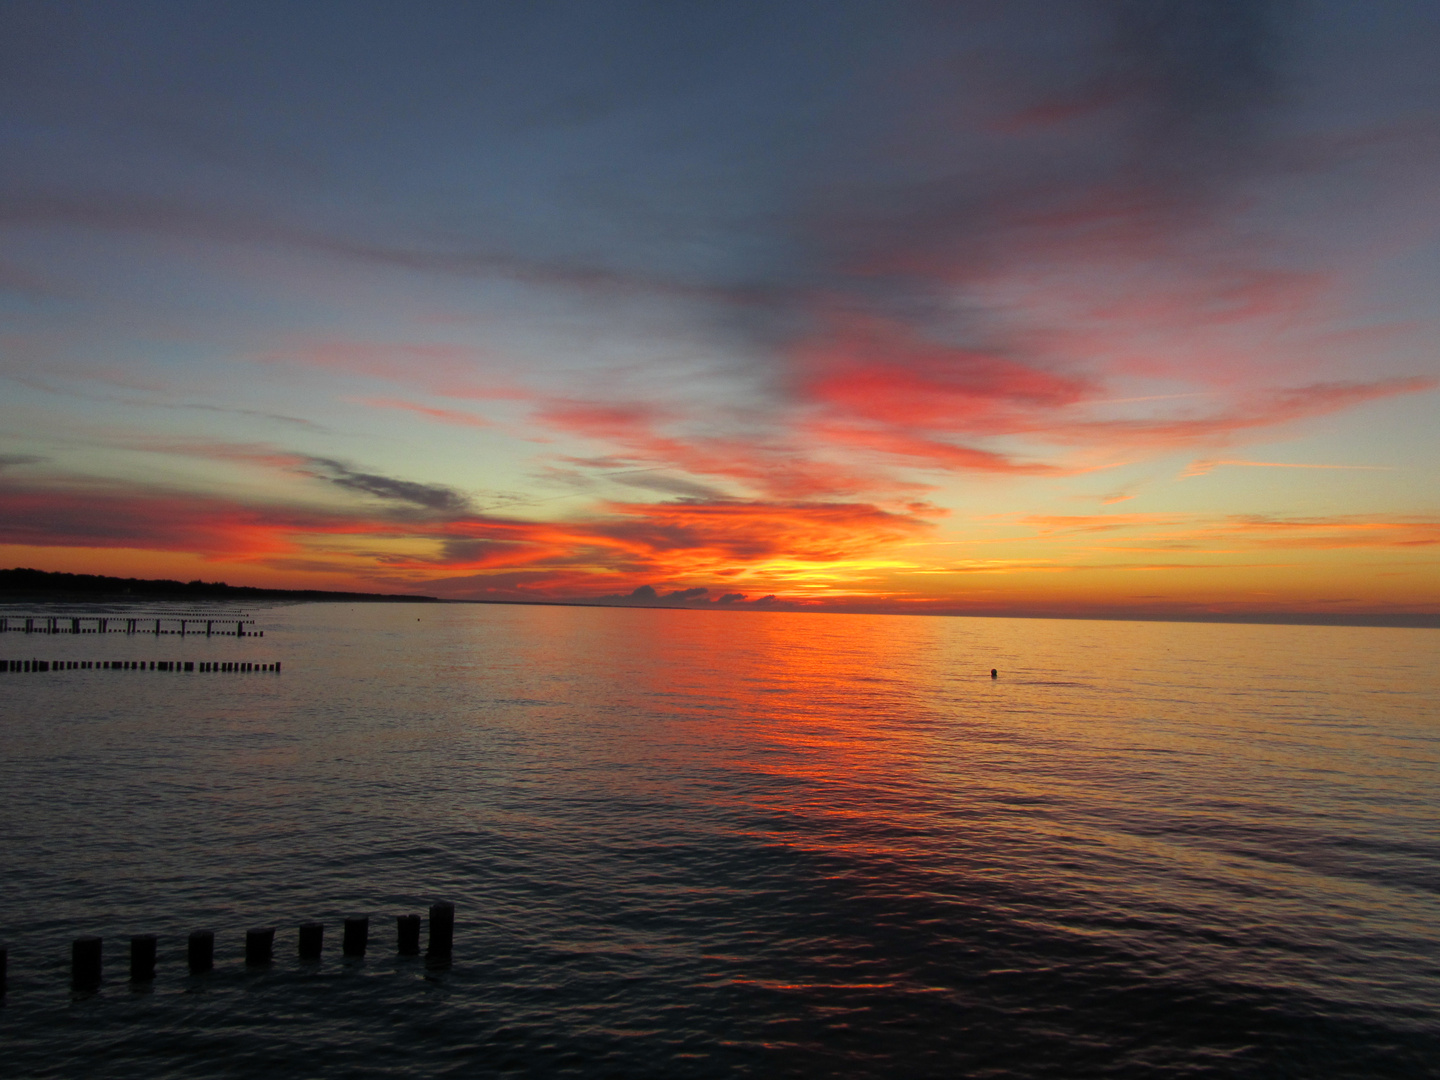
[298,922,324,959]
[428,902,454,957]
[72,936,102,988]
[245,927,275,966]
[343,917,369,957]
[1,944,7,995]
[188,930,214,974]
[130,934,157,982]
[991,668,997,679]
[396,914,421,955]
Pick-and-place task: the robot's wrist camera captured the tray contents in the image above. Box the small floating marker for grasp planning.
[72,935,102,989]
[428,901,455,958]
[396,914,421,955]
[188,930,214,974]
[130,934,157,983]
[991,668,998,679]
[245,927,275,966]
[343,917,369,958]
[298,921,324,960]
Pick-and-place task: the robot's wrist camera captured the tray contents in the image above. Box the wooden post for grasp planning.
[72,936,102,988]
[343,917,369,957]
[130,934,157,982]
[428,902,454,957]
[245,927,275,966]
[1,943,7,995]
[298,922,324,960]
[188,930,214,974]
[396,914,421,955]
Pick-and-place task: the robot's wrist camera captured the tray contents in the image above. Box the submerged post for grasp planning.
[188,930,214,974]
[245,927,275,966]
[427,901,454,957]
[130,934,157,982]
[343,917,369,958]
[396,914,421,955]
[298,922,324,960]
[72,936,102,988]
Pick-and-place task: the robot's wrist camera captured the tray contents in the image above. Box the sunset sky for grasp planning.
[2,1,1438,619]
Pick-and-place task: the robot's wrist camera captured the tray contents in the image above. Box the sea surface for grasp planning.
[0,602,1437,1078]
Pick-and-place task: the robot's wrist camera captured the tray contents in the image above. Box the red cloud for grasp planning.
[786,312,1436,473]
[533,398,903,500]
[356,397,493,428]
[796,314,1094,433]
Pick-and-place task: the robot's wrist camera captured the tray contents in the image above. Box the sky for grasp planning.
[1,0,1438,620]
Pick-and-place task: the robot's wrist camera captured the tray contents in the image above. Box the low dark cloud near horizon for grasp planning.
[596,584,765,607]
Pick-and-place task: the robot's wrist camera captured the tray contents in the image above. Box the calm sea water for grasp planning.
[0,602,1436,1078]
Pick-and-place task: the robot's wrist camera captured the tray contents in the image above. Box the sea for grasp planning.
[0,601,1436,1078]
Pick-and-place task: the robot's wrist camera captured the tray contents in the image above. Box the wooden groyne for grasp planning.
[2,659,280,673]
[0,904,455,993]
[0,615,259,637]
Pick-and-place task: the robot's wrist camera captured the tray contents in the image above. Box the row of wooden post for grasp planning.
[0,904,454,992]
[0,616,257,637]
[2,659,280,673]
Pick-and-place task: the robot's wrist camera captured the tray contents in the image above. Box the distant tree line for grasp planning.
[0,567,439,602]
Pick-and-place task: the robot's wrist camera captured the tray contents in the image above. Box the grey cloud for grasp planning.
[305,457,471,515]
[0,453,44,469]
[1114,0,1282,136]
[607,471,732,500]
[665,587,709,600]
[440,538,491,563]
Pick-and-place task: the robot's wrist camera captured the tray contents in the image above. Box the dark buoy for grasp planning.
[72,936,102,988]
[991,668,997,679]
[428,901,455,957]
[396,914,421,955]
[130,934,157,982]
[188,930,214,974]
[343,917,369,958]
[298,921,324,960]
[245,927,275,966]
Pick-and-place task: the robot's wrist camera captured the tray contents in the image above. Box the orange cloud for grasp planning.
[0,472,935,601]
[1181,459,1394,479]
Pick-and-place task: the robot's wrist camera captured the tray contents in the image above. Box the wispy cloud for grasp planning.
[1181,458,1397,478]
